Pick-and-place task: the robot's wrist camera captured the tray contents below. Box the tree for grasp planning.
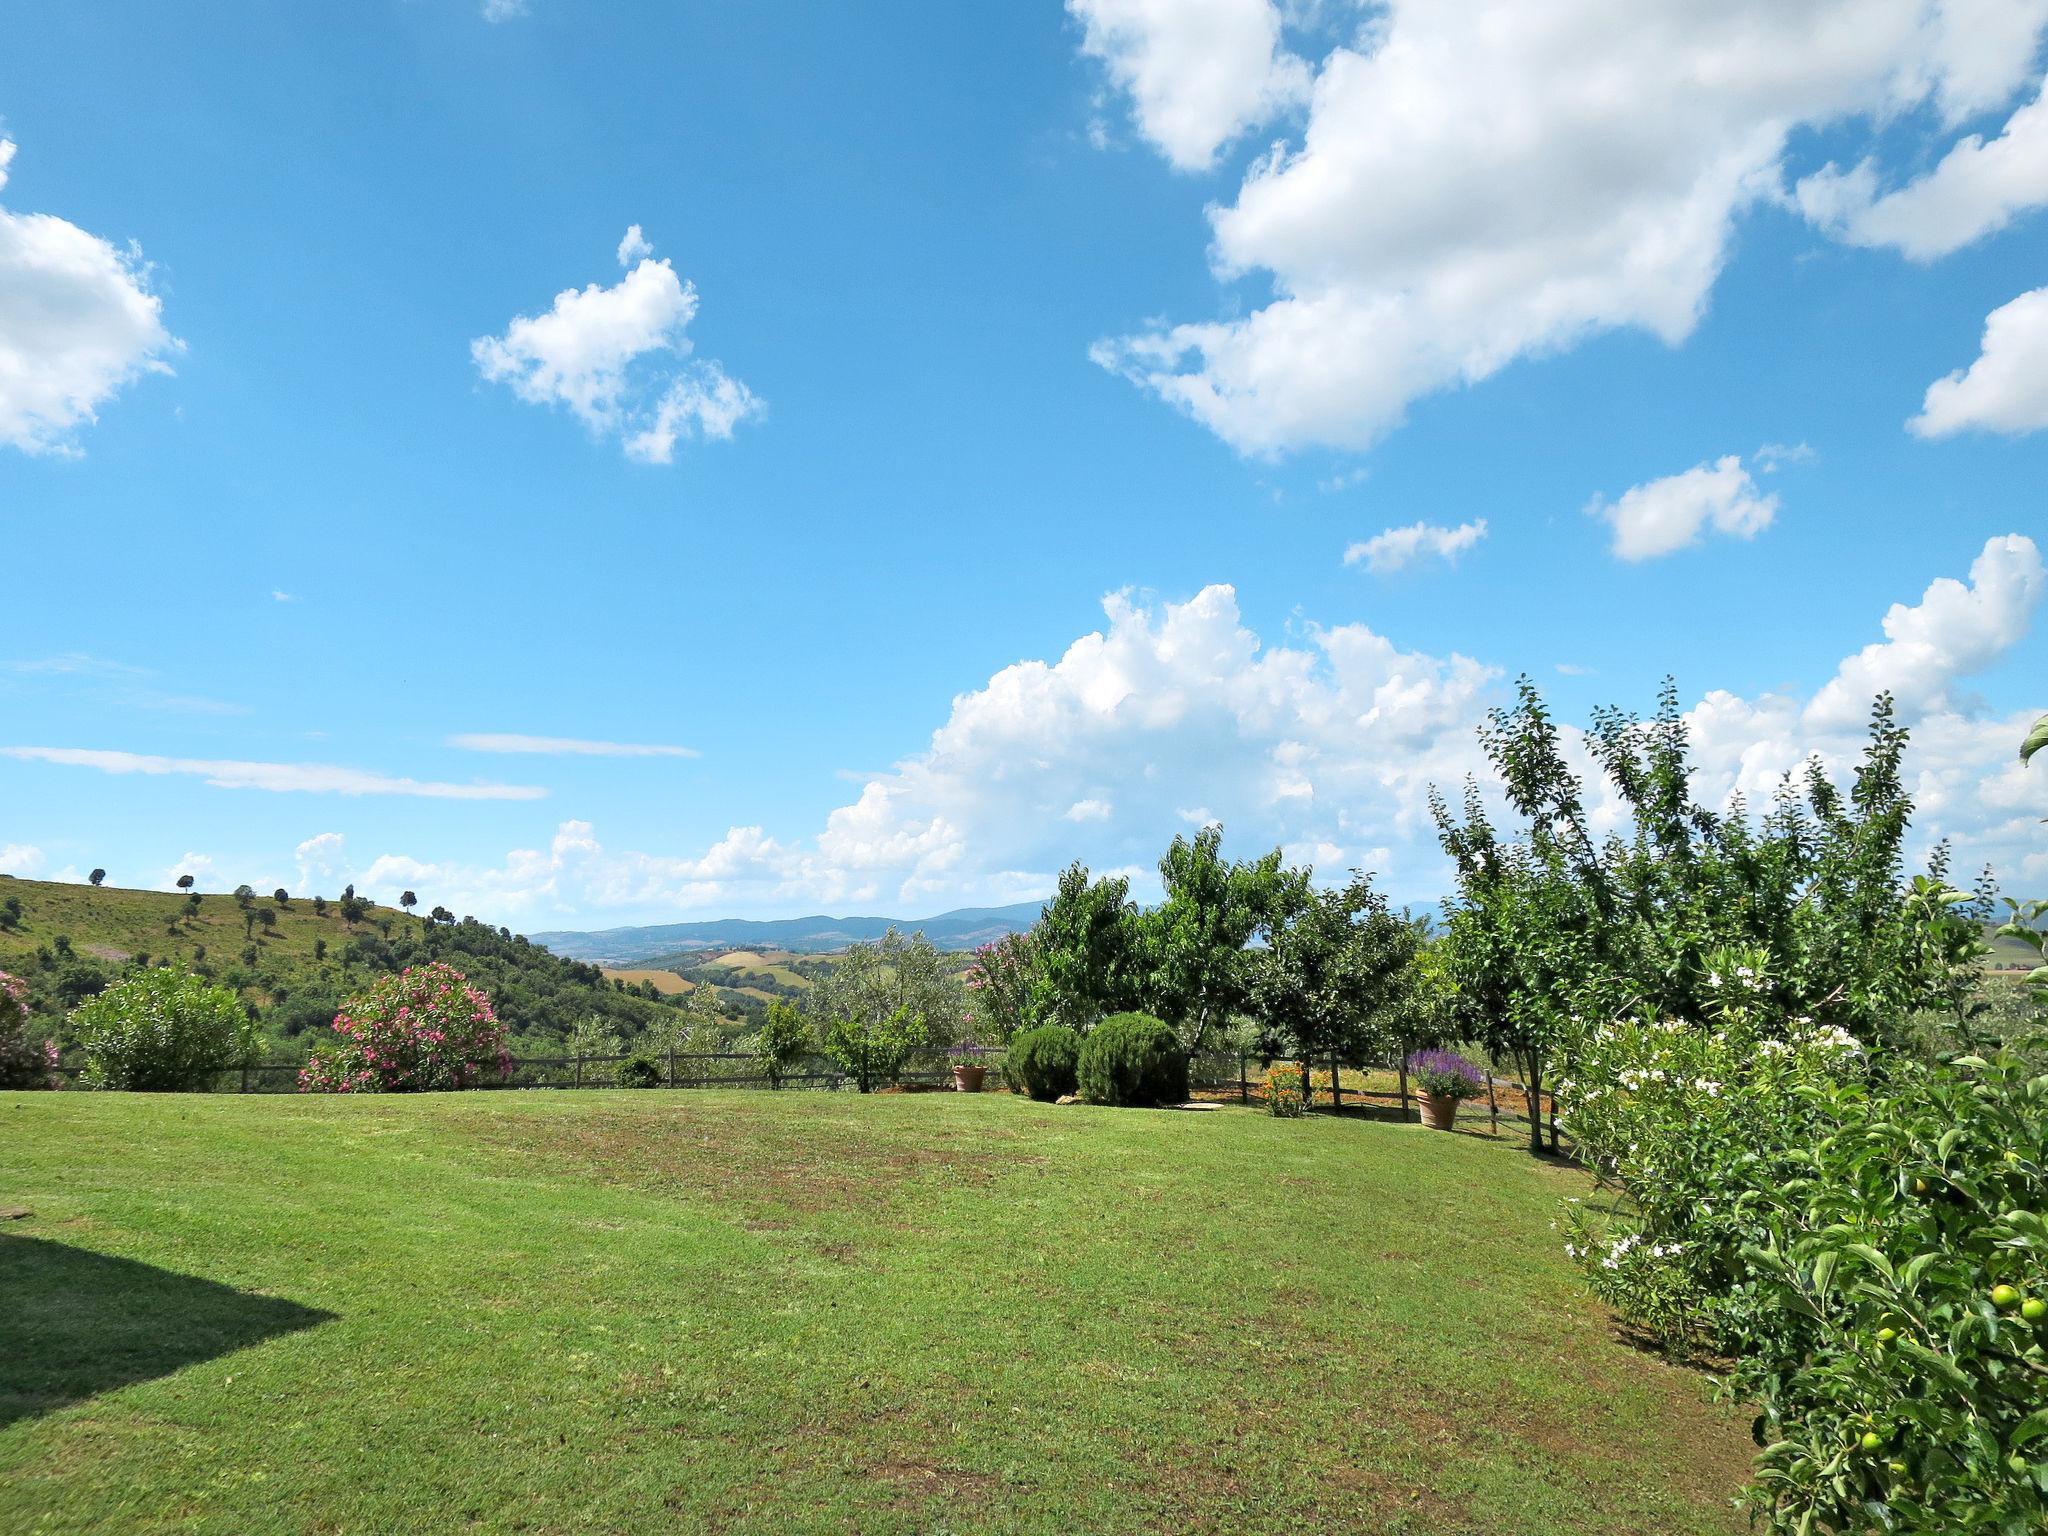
[429,905,454,926]
[243,908,258,939]
[1028,863,1143,1031]
[1433,678,1984,1154]
[0,896,21,932]
[809,927,963,1091]
[176,874,195,893]
[1250,874,1419,1098]
[313,895,328,916]
[256,908,278,936]
[400,891,418,921]
[756,998,811,1088]
[89,868,106,887]
[273,888,290,908]
[233,884,255,910]
[313,938,327,963]
[1136,826,1300,1052]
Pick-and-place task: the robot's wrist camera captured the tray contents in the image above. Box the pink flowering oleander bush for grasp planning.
[298,962,510,1093]
[0,968,60,1089]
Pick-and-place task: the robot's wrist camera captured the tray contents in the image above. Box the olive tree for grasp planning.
[809,927,963,1091]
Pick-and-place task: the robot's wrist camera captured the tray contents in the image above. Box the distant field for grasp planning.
[0,1092,1752,1535]
[601,967,697,995]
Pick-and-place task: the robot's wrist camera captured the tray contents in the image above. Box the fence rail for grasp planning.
[49,1048,1007,1096]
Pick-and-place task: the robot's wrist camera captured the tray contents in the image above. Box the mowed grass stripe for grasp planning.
[0,1093,1751,1534]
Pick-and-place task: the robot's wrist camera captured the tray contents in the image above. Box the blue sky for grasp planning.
[3,1,2045,927]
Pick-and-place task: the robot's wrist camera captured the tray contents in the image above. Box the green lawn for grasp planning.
[0,1091,1752,1534]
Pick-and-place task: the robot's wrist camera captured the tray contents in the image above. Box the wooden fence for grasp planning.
[50,1048,1004,1096]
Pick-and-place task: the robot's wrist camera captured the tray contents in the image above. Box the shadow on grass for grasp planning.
[0,1235,334,1427]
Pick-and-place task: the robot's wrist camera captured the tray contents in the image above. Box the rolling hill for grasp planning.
[532,900,1045,964]
[0,874,684,1050]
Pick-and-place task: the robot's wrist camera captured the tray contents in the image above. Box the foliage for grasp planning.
[70,965,256,1091]
[1435,680,1985,1154]
[1265,1060,1307,1118]
[1249,872,1418,1074]
[1028,863,1144,1031]
[568,1014,624,1062]
[821,1007,932,1094]
[1075,1011,1187,1108]
[615,1053,664,1088]
[963,931,1042,1042]
[297,963,509,1093]
[808,927,962,1091]
[1005,1023,1081,1101]
[1728,1056,2048,1535]
[2023,712,2048,767]
[755,998,811,1088]
[1136,826,1298,1052]
[1407,1049,1485,1101]
[0,968,59,1089]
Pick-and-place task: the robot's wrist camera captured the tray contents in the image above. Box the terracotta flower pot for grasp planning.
[951,1063,987,1093]
[1418,1091,1460,1131]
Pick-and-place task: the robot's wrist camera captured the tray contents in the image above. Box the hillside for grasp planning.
[0,875,684,1051]
[532,900,1044,964]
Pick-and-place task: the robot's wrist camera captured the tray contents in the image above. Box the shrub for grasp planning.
[1006,1024,1081,1100]
[298,962,509,1093]
[1730,1055,2048,1534]
[70,966,254,1091]
[0,969,59,1089]
[1076,1012,1187,1108]
[1265,1061,1307,1117]
[615,1053,664,1088]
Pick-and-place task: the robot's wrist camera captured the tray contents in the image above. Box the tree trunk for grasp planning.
[1330,1053,1343,1112]
[1397,1058,1409,1122]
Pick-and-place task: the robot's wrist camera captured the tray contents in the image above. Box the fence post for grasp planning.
[241,1059,250,1094]
[667,1043,676,1089]
[1330,1053,1343,1112]
[575,1053,583,1089]
[1486,1072,1499,1137]
[1238,1051,1248,1106]
[1397,1058,1409,1122]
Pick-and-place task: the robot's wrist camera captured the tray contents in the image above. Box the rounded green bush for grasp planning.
[70,965,253,1091]
[1006,1024,1081,1101]
[1075,1012,1187,1108]
[616,1054,664,1089]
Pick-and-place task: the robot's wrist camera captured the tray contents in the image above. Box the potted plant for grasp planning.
[1407,1049,1484,1130]
[949,1040,991,1093]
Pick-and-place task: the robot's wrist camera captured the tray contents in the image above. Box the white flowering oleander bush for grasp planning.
[1559,949,1871,1349]
[0,968,60,1089]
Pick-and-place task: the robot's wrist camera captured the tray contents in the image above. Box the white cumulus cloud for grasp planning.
[1067,0,1310,171]
[1911,286,2048,438]
[1797,77,2048,258]
[0,137,179,455]
[472,228,761,460]
[1589,455,1779,562]
[1085,2,2048,455]
[1344,519,1488,575]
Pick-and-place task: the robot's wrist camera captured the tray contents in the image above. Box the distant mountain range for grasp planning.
[530,900,1046,964]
